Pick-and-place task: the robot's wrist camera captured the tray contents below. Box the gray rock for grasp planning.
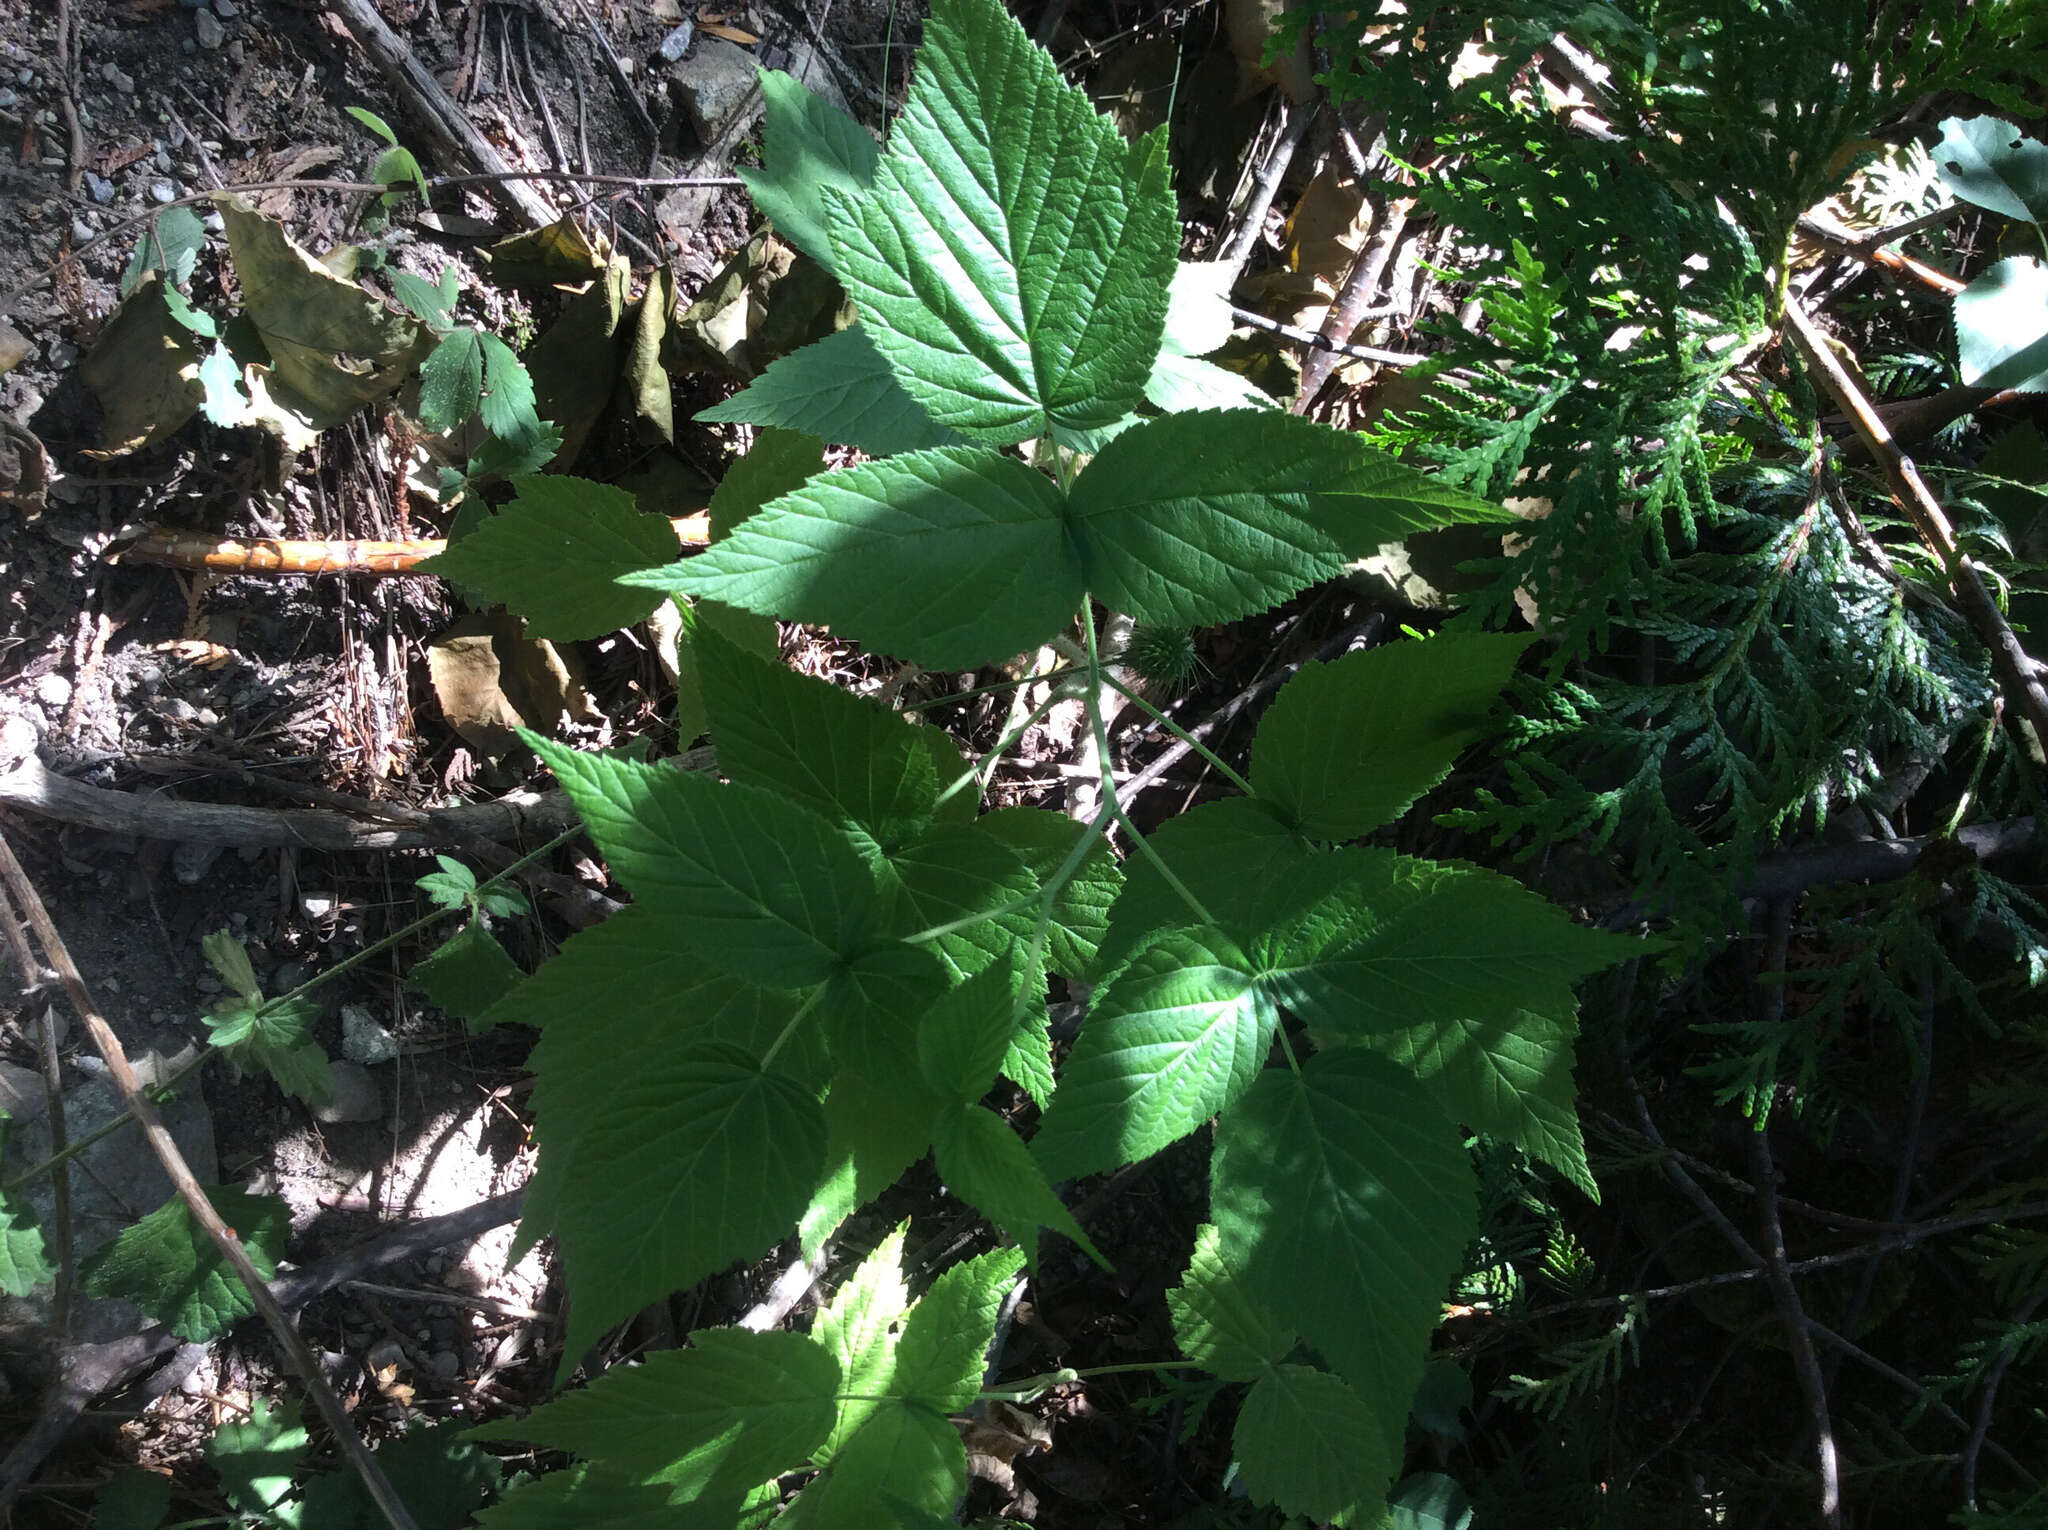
[0,1062,49,1123]
[103,63,136,94]
[172,840,221,884]
[13,1065,218,1344]
[670,36,758,143]
[428,1349,461,1380]
[365,1336,407,1372]
[0,88,17,109]
[314,1061,381,1123]
[34,672,73,711]
[654,21,694,63]
[148,178,179,205]
[213,0,239,15]
[69,218,93,245]
[194,8,224,48]
[341,1004,399,1066]
[84,171,115,203]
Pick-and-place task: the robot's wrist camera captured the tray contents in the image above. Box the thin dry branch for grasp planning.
[1781,295,2048,755]
[0,832,419,1530]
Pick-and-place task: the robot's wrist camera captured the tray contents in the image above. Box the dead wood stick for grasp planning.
[1782,295,2048,757]
[1797,214,1965,298]
[0,833,420,1530]
[0,718,581,851]
[324,0,559,230]
[0,1191,524,1510]
[110,512,709,577]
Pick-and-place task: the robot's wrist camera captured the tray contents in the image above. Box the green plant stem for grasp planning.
[1096,668,1258,796]
[1,825,581,1195]
[1,1049,207,1195]
[930,670,1078,816]
[978,1359,1199,1403]
[759,986,826,1071]
[1084,605,1214,927]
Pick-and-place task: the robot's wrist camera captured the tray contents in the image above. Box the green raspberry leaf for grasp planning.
[418,477,679,642]
[0,1121,53,1297]
[932,1104,1106,1269]
[476,330,542,444]
[823,0,1177,443]
[1167,1222,1294,1383]
[544,1040,828,1367]
[203,995,332,1107]
[486,909,817,1262]
[531,738,880,987]
[80,1186,291,1342]
[412,920,524,1029]
[698,624,940,848]
[1252,634,1535,839]
[1211,1050,1476,1460]
[893,1245,1026,1410]
[643,446,1080,669]
[1236,1363,1398,1527]
[1264,853,1636,1040]
[697,327,967,457]
[1069,411,1517,629]
[916,959,1024,1103]
[819,0,1171,442]
[472,1328,838,1494]
[879,824,1041,984]
[207,1398,309,1528]
[418,326,484,434]
[1033,927,1274,1182]
[416,854,478,909]
[801,1073,941,1255]
[977,806,1123,982]
[741,70,880,270]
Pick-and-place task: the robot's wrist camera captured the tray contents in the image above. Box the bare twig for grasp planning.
[1746,902,1842,1526]
[0,832,419,1530]
[1296,186,1418,406]
[571,0,663,146]
[1220,100,1316,278]
[1230,305,1427,368]
[1963,1287,2048,1506]
[1782,295,2048,756]
[0,889,70,1336]
[111,512,708,576]
[1797,213,1965,298]
[738,1246,831,1331]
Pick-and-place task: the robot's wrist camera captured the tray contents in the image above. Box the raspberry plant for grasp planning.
[417,0,1642,1521]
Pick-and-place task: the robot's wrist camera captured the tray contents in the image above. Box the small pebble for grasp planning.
[0,1063,48,1124]
[214,0,239,16]
[161,696,198,722]
[34,672,72,710]
[148,178,178,205]
[195,9,225,48]
[365,1337,407,1372]
[17,68,33,87]
[342,1004,400,1066]
[196,972,222,995]
[183,37,196,54]
[84,171,114,203]
[203,210,224,232]
[45,339,76,368]
[655,21,695,62]
[0,87,18,109]
[103,63,136,94]
[70,218,93,244]
[428,1351,461,1380]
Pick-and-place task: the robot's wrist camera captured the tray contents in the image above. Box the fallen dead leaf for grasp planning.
[79,274,206,457]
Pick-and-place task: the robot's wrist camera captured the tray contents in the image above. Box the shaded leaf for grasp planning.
[698,327,967,457]
[80,1187,291,1343]
[207,1399,308,1529]
[742,70,880,269]
[1955,255,2048,393]
[81,275,205,454]
[420,476,680,641]
[1251,634,1533,839]
[1167,1222,1294,1383]
[933,1104,1105,1267]
[1235,1364,1394,1527]
[412,920,524,1029]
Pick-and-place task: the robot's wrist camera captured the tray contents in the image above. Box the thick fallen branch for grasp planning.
[0,1192,525,1509]
[111,514,709,577]
[0,720,581,852]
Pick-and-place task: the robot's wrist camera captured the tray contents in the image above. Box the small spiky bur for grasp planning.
[1123,624,1204,696]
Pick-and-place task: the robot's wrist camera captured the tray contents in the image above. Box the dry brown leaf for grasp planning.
[428,613,594,756]
[0,413,52,518]
[960,1400,1055,1492]
[1224,0,1315,103]
[698,21,758,44]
